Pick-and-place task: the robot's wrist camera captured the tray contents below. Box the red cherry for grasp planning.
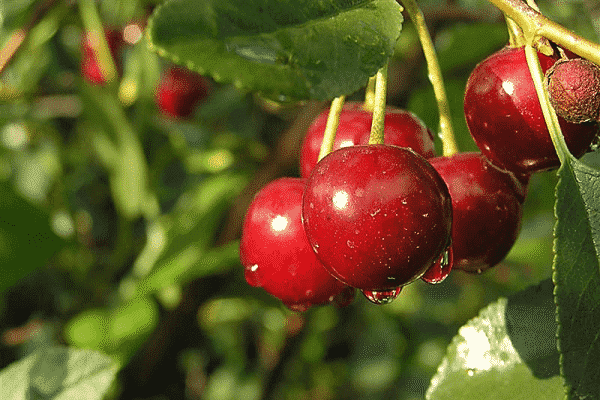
[302,144,452,294]
[240,178,354,311]
[464,46,598,175]
[299,102,435,178]
[81,29,124,85]
[429,152,526,273]
[155,66,211,119]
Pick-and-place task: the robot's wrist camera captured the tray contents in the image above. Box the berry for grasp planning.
[155,66,211,118]
[81,29,124,85]
[240,178,354,311]
[299,102,435,178]
[546,58,600,123]
[464,46,598,175]
[302,144,452,295]
[429,152,526,273]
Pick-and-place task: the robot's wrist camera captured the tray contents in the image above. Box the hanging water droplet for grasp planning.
[421,246,454,284]
[361,287,402,305]
[467,369,475,377]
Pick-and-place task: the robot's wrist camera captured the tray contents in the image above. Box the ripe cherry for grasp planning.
[81,29,124,85]
[464,46,598,176]
[302,144,452,297]
[299,102,435,178]
[155,66,211,118]
[240,178,354,311]
[429,152,526,273]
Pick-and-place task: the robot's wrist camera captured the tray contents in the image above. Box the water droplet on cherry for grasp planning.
[421,246,453,284]
[361,287,402,305]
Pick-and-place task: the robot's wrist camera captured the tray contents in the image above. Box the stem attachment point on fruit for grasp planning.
[317,95,346,162]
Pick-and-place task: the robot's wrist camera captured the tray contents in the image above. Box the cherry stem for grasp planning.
[78,0,118,85]
[317,95,346,162]
[363,76,377,113]
[486,0,600,65]
[505,15,524,47]
[400,0,458,157]
[368,62,388,145]
[523,44,569,164]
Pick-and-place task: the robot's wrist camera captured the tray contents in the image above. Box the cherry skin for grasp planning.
[429,152,526,273]
[299,102,435,178]
[155,66,212,119]
[240,178,354,311]
[302,144,452,291]
[464,46,598,176]
[81,29,124,86]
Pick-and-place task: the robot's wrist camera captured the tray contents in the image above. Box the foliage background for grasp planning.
[0,0,598,399]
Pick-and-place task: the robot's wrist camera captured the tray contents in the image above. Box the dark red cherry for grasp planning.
[429,152,526,273]
[155,66,212,118]
[299,102,435,178]
[464,46,598,175]
[81,29,124,85]
[302,144,452,292]
[240,178,354,311]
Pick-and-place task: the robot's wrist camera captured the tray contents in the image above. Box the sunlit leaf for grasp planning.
[0,346,117,400]
[427,297,564,400]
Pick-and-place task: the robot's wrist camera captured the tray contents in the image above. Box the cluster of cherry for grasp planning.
[240,44,600,310]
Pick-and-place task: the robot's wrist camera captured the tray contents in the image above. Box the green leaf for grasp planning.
[0,181,64,294]
[426,297,564,400]
[0,346,117,400]
[147,0,403,101]
[554,154,600,399]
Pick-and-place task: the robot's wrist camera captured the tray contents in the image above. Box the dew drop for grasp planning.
[244,264,261,287]
[361,287,402,305]
[346,240,355,249]
[467,369,475,377]
[421,246,453,284]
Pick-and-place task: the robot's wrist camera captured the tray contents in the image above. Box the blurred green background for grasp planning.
[0,0,598,399]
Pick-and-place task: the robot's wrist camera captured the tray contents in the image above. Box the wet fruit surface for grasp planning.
[429,152,525,273]
[240,178,352,311]
[464,46,598,175]
[299,102,435,178]
[302,145,452,291]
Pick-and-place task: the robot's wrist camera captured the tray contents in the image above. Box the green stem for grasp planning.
[400,0,458,156]
[487,0,600,65]
[363,76,377,113]
[505,15,525,47]
[523,44,569,164]
[78,0,118,84]
[368,62,388,145]
[317,95,346,162]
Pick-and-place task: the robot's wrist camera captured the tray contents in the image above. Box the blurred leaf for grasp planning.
[0,181,63,294]
[426,297,564,400]
[554,154,600,399]
[65,298,159,366]
[147,0,403,101]
[0,346,117,400]
[505,279,559,378]
[83,87,149,219]
[135,240,240,297]
[436,23,507,73]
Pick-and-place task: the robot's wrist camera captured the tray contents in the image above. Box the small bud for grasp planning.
[545,58,600,123]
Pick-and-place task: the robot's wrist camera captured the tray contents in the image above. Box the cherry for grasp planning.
[155,66,212,119]
[546,58,600,124]
[302,144,452,296]
[429,152,526,273]
[240,177,354,311]
[299,102,436,178]
[464,46,598,176]
[81,29,124,86]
